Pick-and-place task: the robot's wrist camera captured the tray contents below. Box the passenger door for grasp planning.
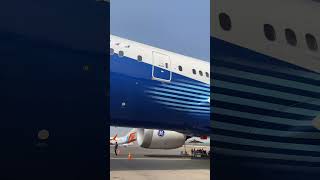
[152,51,171,82]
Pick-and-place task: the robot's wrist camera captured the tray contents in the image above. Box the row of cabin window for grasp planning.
[178,65,209,78]
[194,69,210,78]
[111,48,210,78]
[264,25,318,51]
[219,12,319,52]
[110,48,143,61]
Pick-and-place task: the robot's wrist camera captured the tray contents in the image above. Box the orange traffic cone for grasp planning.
[128,152,132,160]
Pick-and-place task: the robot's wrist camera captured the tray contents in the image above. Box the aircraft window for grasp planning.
[264,24,276,41]
[110,48,114,55]
[305,33,318,51]
[285,28,297,46]
[178,66,183,71]
[118,50,124,57]
[192,69,196,75]
[205,72,209,78]
[199,71,203,76]
[165,63,169,69]
[219,13,232,31]
[137,55,143,61]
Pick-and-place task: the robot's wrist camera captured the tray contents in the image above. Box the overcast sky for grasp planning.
[110,0,209,136]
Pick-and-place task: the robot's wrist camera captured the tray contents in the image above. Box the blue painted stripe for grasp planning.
[169,107,210,114]
[214,74,320,98]
[189,113,210,116]
[214,86,320,110]
[214,147,320,163]
[171,81,210,91]
[214,60,320,85]
[214,101,314,120]
[149,87,209,99]
[214,153,320,169]
[213,121,320,139]
[175,79,210,87]
[214,94,319,116]
[149,95,209,106]
[215,66,320,92]
[214,56,320,81]
[214,141,320,157]
[210,127,320,145]
[213,113,312,130]
[212,134,320,152]
[158,84,210,96]
[154,101,210,110]
[145,90,207,102]
[212,80,320,106]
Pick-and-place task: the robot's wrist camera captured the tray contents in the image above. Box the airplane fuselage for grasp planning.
[110,35,210,135]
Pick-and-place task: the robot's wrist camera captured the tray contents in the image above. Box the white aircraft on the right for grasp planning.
[185,136,210,147]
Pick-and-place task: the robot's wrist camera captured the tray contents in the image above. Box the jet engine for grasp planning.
[136,128,186,149]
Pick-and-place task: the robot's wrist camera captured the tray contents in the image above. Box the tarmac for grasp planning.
[110,145,210,180]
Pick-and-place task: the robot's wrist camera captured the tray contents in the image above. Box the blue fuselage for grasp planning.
[211,37,320,179]
[110,53,210,135]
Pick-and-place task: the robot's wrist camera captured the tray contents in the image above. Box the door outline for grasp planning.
[152,51,172,83]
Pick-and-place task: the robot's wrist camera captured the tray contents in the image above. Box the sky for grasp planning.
[110,0,209,136]
[110,0,210,61]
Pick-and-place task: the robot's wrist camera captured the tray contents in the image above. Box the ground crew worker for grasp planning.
[115,142,119,156]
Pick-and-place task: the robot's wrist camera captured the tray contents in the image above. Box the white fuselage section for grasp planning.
[212,0,320,74]
[110,35,210,84]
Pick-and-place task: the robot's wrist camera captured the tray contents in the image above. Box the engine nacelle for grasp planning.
[136,128,186,149]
